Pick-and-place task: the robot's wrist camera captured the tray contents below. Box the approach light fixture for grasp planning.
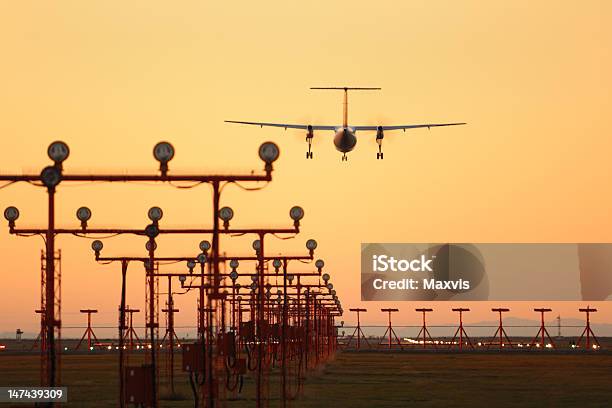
[76,206,92,229]
[252,239,261,254]
[315,259,325,272]
[199,240,211,252]
[258,141,280,166]
[148,206,163,222]
[289,206,304,227]
[153,141,175,176]
[91,240,103,256]
[4,206,19,227]
[197,253,207,264]
[144,224,159,239]
[322,273,330,282]
[229,259,239,270]
[306,239,317,253]
[145,240,157,252]
[47,141,70,164]
[272,258,282,272]
[218,207,234,229]
[40,166,61,189]
[186,260,196,273]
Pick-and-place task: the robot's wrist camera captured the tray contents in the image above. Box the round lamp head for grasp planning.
[331,289,336,296]
[153,141,175,164]
[289,206,304,221]
[327,283,333,290]
[258,142,280,163]
[178,275,187,283]
[3,206,19,222]
[199,240,211,252]
[286,274,294,283]
[322,273,330,282]
[47,141,70,163]
[218,207,234,222]
[145,240,157,252]
[186,260,196,270]
[229,259,239,269]
[40,166,62,189]
[144,224,159,239]
[250,275,258,283]
[148,206,163,222]
[252,239,261,251]
[306,239,318,250]
[272,259,282,269]
[315,259,325,269]
[235,283,242,290]
[250,282,257,291]
[76,206,92,222]
[237,295,242,301]
[197,253,207,264]
[229,270,238,281]
[91,240,103,252]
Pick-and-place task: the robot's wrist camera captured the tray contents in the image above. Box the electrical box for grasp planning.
[182,342,205,373]
[124,364,154,407]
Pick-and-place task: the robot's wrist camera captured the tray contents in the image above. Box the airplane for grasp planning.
[226,87,466,161]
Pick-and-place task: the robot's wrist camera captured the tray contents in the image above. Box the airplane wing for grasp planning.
[225,120,337,131]
[353,123,466,131]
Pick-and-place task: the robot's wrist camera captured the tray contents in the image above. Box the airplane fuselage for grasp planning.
[334,127,357,153]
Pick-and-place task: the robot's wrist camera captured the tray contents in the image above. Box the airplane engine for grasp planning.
[376,126,384,141]
[306,125,314,159]
[376,126,384,159]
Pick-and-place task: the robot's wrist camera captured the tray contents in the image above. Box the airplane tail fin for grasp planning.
[310,87,381,128]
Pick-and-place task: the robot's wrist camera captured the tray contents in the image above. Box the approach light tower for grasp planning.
[2,139,280,405]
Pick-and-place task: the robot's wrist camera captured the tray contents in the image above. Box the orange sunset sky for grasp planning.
[0,1,611,337]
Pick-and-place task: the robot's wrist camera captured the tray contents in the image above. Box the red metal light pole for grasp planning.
[161,279,180,396]
[577,306,600,350]
[449,308,473,351]
[346,308,369,349]
[415,308,435,349]
[487,308,513,349]
[380,308,402,349]
[124,308,142,350]
[75,309,100,350]
[530,308,555,349]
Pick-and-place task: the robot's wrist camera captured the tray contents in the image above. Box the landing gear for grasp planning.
[376,137,384,160]
[341,153,348,161]
[306,134,314,159]
[376,127,384,160]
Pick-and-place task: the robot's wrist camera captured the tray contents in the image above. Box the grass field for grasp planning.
[1,351,611,407]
